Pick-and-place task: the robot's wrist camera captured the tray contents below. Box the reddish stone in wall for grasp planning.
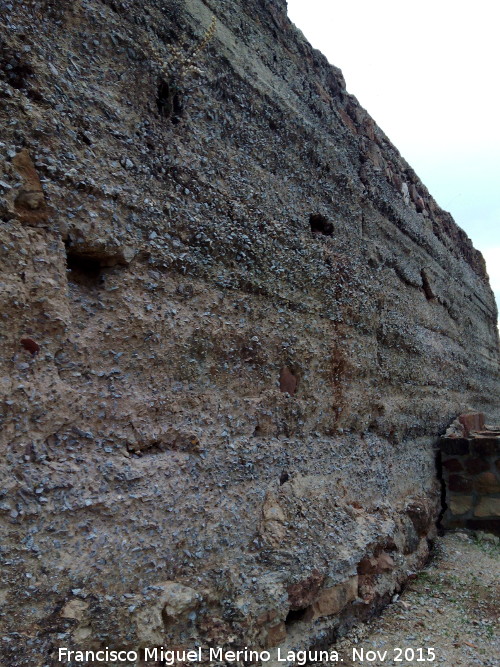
[464,457,489,474]
[458,412,485,436]
[12,149,49,225]
[474,472,500,494]
[339,109,358,134]
[448,475,473,493]
[266,622,286,647]
[20,337,40,355]
[279,367,298,395]
[287,570,324,610]
[442,458,463,472]
[357,553,394,575]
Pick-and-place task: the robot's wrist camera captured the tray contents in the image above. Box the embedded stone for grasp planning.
[161,582,201,620]
[266,622,287,647]
[260,491,287,546]
[406,499,432,536]
[357,553,394,575]
[287,570,324,610]
[256,609,279,626]
[376,553,395,572]
[474,472,500,494]
[464,457,490,474]
[442,458,464,472]
[448,475,473,493]
[474,498,500,518]
[308,576,358,619]
[458,413,485,436]
[60,599,88,620]
[357,574,376,603]
[135,581,201,645]
[279,366,298,395]
[448,496,473,516]
[20,337,40,355]
[11,149,49,224]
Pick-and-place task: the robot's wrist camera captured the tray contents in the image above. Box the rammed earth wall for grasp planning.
[1,1,499,664]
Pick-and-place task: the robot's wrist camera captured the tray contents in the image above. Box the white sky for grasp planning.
[286,0,500,313]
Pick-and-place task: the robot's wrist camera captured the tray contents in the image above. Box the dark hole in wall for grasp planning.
[310,213,333,236]
[0,44,35,91]
[285,607,309,626]
[421,268,435,300]
[6,61,34,91]
[104,0,120,14]
[157,80,171,117]
[161,607,175,629]
[78,130,92,146]
[279,366,298,395]
[66,249,103,287]
[157,79,183,123]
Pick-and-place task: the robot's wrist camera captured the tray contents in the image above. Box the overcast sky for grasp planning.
[287,0,500,313]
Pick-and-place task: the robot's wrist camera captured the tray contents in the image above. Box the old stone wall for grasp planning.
[440,413,500,533]
[0,0,499,664]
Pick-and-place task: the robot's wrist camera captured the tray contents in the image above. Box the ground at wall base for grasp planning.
[326,531,499,667]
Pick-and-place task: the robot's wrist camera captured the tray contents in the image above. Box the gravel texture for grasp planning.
[0,0,499,662]
[332,531,500,666]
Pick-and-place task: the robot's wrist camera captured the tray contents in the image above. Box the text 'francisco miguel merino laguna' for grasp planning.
[58,646,343,665]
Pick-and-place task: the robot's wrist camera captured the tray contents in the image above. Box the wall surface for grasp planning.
[1,0,499,663]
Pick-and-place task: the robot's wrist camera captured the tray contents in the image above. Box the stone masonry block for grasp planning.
[448,495,473,516]
[471,437,499,457]
[464,457,489,474]
[448,474,473,493]
[458,413,485,436]
[308,576,358,620]
[440,438,471,456]
[474,472,500,494]
[474,498,500,518]
[442,458,464,472]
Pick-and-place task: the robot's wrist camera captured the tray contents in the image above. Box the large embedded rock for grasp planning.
[135,581,201,646]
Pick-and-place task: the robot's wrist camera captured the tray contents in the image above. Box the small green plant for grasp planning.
[484,623,494,639]
[471,532,500,557]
